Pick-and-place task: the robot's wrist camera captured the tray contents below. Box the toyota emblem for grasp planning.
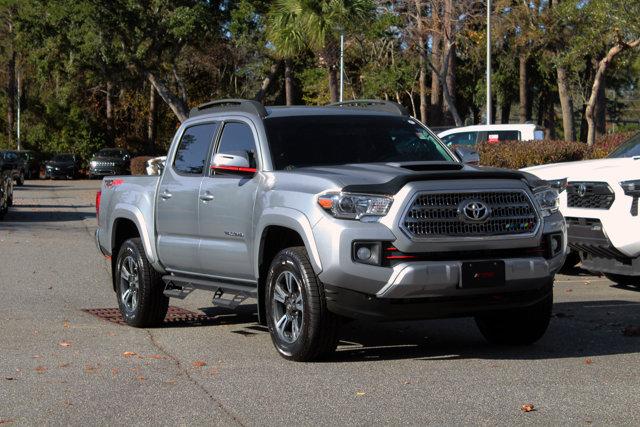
[459,200,491,222]
[577,183,587,197]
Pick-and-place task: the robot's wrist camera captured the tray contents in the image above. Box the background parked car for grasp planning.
[0,150,24,186]
[0,170,13,219]
[44,154,80,179]
[88,148,131,178]
[17,150,42,179]
[438,124,545,147]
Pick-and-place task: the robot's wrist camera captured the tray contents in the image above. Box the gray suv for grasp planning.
[95,99,567,361]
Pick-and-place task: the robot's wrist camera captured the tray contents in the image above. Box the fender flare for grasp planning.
[254,207,323,277]
[110,203,163,271]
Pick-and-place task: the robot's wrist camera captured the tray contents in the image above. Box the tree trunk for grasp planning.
[328,65,339,103]
[500,99,511,124]
[556,66,575,141]
[284,60,294,106]
[414,0,428,123]
[519,53,528,123]
[105,80,113,145]
[586,39,640,146]
[545,97,556,139]
[146,71,189,123]
[442,0,455,121]
[428,41,462,126]
[147,83,157,154]
[594,76,606,137]
[7,50,16,146]
[430,32,442,125]
[255,61,281,102]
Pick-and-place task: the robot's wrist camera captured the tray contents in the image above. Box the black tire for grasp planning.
[0,180,8,219]
[115,238,169,327]
[562,251,581,270]
[604,273,640,287]
[475,287,553,345]
[16,172,24,186]
[266,246,339,362]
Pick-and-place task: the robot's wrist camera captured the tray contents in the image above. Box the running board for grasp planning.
[162,274,257,301]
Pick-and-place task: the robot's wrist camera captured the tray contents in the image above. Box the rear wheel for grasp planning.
[604,273,640,287]
[115,238,169,327]
[16,171,24,186]
[475,287,553,345]
[266,246,339,361]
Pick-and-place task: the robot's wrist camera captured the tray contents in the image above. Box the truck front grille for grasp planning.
[567,182,614,209]
[402,190,538,238]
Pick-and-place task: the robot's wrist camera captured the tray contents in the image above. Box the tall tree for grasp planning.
[267,0,373,103]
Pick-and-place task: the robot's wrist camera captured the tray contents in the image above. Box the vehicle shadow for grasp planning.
[196,300,640,362]
[0,210,95,223]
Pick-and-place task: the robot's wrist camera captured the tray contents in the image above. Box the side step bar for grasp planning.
[162,274,257,309]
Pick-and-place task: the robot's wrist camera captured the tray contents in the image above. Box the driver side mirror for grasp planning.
[210,153,256,175]
[454,147,480,166]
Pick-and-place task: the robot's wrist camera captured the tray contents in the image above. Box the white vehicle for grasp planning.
[145,156,166,176]
[523,133,640,286]
[438,124,545,147]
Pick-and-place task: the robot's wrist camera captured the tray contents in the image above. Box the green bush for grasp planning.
[130,156,154,175]
[474,132,633,169]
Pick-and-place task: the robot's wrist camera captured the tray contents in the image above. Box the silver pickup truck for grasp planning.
[95,99,567,361]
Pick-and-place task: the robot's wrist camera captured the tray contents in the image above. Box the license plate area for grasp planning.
[460,261,505,288]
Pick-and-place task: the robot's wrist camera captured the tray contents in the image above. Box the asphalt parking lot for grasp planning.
[1,180,640,425]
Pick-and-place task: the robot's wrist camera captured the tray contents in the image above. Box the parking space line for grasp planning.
[583,303,640,308]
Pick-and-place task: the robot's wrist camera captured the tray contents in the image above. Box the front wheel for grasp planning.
[475,287,553,345]
[604,273,640,287]
[115,238,169,327]
[266,246,339,362]
[16,172,24,186]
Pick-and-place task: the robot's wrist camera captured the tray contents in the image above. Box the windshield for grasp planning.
[97,148,123,157]
[608,133,640,158]
[264,115,454,170]
[53,155,74,162]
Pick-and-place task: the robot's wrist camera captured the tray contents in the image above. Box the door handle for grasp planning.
[200,192,215,202]
[160,189,172,200]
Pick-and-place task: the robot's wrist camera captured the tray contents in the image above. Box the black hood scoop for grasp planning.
[387,161,464,172]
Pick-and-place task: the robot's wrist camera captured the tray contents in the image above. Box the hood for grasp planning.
[91,155,125,162]
[48,160,75,167]
[522,157,640,182]
[278,162,531,195]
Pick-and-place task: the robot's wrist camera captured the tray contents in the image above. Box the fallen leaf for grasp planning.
[84,364,97,373]
[64,400,73,406]
[35,366,47,374]
[622,326,640,337]
[136,375,145,381]
[58,363,70,368]
[122,351,137,357]
[192,360,207,368]
[355,391,366,397]
[147,354,165,360]
[521,403,535,412]
[58,341,71,348]
[106,332,116,337]
[585,358,593,365]
[63,321,70,329]
[0,419,15,425]
[4,377,14,381]
[565,289,573,293]
[111,368,119,376]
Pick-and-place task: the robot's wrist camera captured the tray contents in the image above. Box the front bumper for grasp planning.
[90,166,122,176]
[567,217,640,275]
[325,279,553,321]
[46,168,74,177]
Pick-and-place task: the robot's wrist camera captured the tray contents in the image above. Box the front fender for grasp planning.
[254,207,323,277]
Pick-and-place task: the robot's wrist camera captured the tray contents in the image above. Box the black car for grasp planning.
[0,150,24,186]
[17,150,42,179]
[0,170,13,219]
[88,148,131,178]
[44,154,80,179]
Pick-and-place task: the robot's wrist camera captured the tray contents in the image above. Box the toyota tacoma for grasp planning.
[95,99,567,361]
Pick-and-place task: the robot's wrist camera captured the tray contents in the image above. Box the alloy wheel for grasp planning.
[119,255,140,312]
[271,270,304,343]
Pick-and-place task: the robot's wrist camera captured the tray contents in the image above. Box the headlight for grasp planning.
[318,192,393,220]
[546,178,567,193]
[90,161,97,167]
[620,180,640,196]
[534,187,560,217]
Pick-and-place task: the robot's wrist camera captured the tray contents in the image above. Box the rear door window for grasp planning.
[173,123,219,175]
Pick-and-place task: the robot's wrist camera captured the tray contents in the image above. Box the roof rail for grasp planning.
[327,99,408,116]
[190,99,268,118]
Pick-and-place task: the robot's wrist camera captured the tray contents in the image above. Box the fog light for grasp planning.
[352,242,382,266]
[356,246,372,261]
[551,236,559,253]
